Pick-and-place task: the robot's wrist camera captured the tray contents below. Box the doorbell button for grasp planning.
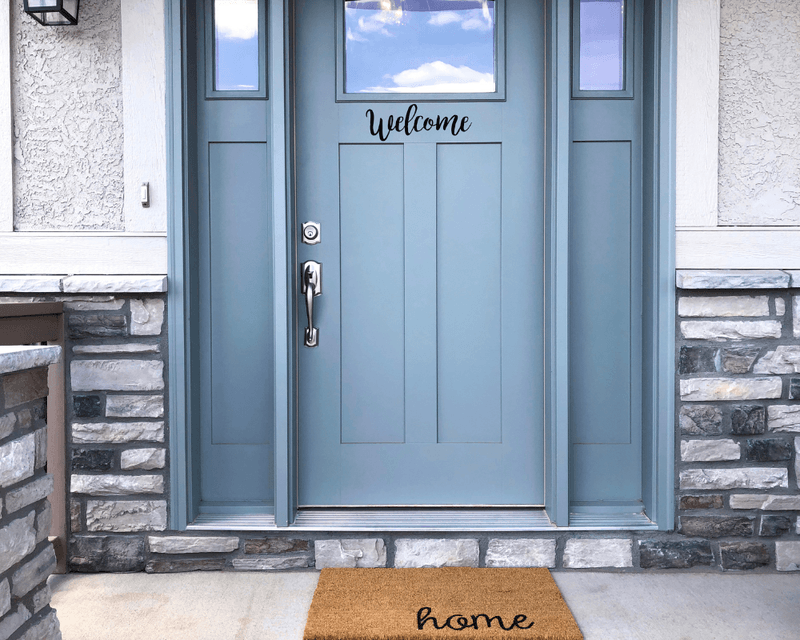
[302,221,321,244]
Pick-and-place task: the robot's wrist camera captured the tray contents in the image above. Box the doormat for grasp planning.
[303,567,583,640]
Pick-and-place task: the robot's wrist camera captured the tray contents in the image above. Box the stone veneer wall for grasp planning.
[0,289,169,574]
[4,272,800,575]
[0,346,62,640]
[673,270,800,571]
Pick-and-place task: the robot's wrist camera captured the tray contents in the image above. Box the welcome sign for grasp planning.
[366,104,473,141]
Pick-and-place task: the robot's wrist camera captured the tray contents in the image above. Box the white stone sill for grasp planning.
[0,275,167,294]
[0,345,61,375]
[3,271,795,293]
[677,270,800,290]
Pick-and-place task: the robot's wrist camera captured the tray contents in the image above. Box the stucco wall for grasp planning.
[11,0,124,231]
[718,0,800,226]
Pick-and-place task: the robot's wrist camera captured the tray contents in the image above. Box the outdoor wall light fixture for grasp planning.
[23,0,80,26]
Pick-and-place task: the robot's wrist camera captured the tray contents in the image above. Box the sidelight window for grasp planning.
[207,0,267,98]
[572,0,633,98]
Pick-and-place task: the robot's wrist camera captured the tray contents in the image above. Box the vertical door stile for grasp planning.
[545,0,573,527]
[403,143,438,444]
[271,0,293,527]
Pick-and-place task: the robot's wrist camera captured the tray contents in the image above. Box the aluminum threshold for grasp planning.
[290,509,554,531]
[188,509,657,531]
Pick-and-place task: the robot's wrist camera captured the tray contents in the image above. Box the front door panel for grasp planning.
[296,0,544,506]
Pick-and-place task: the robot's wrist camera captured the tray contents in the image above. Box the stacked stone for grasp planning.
[676,270,800,572]
[0,347,62,640]
[65,293,169,572]
[5,273,800,575]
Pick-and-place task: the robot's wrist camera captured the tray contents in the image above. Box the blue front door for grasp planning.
[296,0,545,506]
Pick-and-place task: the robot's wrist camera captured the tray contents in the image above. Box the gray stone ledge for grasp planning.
[85,500,167,532]
[680,377,782,402]
[62,276,168,293]
[0,277,62,292]
[71,474,164,496]
[0,604,31,640]
[5,474,53,514]
[0,579,9,618]
[314,539,387,569]
[394,539,479,568]
[232,556,313,571]
[563,539,633,569]
[776,542,800,571]
[73,344,160,355]
[729,494,800,510]
[12,545,57,597]
[679,468,789,490]
[0,346,61,375]
[677,270,792,290]
[0,275,167,293]
[485,539,556,568]
[148,536,239,554]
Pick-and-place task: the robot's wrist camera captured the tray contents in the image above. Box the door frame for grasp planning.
[166,0,677,530]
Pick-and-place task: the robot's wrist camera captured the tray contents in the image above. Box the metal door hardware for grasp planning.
[301,221,321,245]
[301,260,322,347]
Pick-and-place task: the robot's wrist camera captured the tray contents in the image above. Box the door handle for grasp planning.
[301,260,322,347]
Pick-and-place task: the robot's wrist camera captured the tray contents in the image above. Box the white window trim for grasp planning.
[675,0,800,268]
[122,0,168,234]
[0,232,167,275]
[676,0,719,228]
[0,1,168,277]
[0,1,12,233]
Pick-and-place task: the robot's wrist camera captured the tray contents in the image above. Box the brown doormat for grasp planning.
[303,567,583,640]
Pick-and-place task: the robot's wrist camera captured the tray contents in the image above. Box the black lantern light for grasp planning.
[23,0,80,26]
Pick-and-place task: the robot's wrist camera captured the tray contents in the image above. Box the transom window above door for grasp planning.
[338,0,506,101]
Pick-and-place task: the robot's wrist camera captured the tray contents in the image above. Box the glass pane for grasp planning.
[579,0,625,91]
[214,0,260,92]
[345,0,496,94]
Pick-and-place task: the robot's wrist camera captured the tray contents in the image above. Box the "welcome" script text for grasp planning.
[366,104,472,141]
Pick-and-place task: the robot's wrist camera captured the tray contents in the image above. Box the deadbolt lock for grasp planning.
[301,221,321,245]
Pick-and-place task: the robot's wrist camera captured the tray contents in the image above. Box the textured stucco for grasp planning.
[12,0,124,230]
[718,0,800,226]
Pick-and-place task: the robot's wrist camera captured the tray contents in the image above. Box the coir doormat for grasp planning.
[303,567,583,640]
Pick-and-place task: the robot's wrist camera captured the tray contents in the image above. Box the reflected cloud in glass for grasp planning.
[215,0,260,92]
[344,0,496,94]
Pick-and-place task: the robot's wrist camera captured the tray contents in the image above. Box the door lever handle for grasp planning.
[301,261,322,347]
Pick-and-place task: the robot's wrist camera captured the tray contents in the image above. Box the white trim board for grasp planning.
[677,228,800,269]
[0,233,167,275]
[676,0,720,227]
[0,2,12,232]
[121,0,167,233]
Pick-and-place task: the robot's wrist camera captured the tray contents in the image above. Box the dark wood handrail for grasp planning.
[0,302,64,345]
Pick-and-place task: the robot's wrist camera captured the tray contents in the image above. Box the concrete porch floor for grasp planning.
[50,571,799,640]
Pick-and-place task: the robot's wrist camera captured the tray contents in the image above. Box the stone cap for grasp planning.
[0,345,62,375]
[0,275,167,294]
[677,270,800,290]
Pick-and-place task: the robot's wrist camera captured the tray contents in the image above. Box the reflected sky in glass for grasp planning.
[345,0,496,94]
[215,0,259,91]
[579,0,624,91]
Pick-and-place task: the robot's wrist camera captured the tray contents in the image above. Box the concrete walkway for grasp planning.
[50,571,800,640]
